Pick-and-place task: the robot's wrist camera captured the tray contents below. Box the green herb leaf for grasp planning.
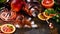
[0,0,7,3]
[58,8,60,11]
[7,25,13,28]
[44,8,56,14]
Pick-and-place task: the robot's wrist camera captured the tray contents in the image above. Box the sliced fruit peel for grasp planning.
[38,13,50,21]
[41,0,54,8]
[43,8,56,18]
[1,24,16,33]
[38,13,46,20]
[43,12,50,17]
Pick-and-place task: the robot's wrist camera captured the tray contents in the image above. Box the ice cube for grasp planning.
[31,24,38,28]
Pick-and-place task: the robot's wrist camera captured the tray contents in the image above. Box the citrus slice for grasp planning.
[43,12,56,18]
[1,24,16,33]
[38,13,49,21]
[41,0,54,8]
[43,12,51,17]
[43,8,56,18]
[0,11,17,21]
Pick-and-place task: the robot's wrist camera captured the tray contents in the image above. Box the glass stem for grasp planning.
[46,20,50,24]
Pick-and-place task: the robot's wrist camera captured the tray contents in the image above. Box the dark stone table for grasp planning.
[14,18,58,34]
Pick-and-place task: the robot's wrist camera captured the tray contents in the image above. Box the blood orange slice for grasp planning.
[41,0,54,8]
[1,24,16,33]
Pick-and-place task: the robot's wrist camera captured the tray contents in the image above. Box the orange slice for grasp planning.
[41,0,54,8]
[38,13,50,21]
[43,12,56,18]
[1,24,16,33]
[43,12,51,17]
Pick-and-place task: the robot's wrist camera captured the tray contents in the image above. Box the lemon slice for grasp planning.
[1,24,16,33]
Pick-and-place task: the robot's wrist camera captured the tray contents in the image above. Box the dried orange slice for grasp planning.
[38,13,49,21]
[1,24,16,33]
[43,12,56,18]
[43,12,51,17]
[43,8,56,18]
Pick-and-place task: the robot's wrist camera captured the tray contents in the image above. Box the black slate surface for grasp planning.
[14,17,51,34]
